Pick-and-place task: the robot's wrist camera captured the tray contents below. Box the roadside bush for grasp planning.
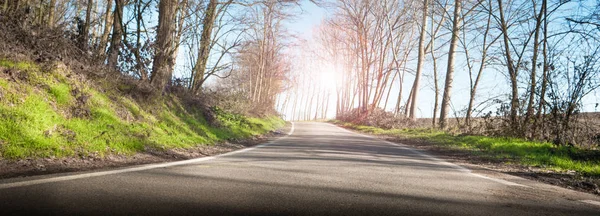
[337,107,418,129]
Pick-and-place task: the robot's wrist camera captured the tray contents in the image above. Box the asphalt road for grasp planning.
[1,122,599,215]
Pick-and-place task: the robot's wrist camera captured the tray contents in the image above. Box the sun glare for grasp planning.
[316,64,338,91]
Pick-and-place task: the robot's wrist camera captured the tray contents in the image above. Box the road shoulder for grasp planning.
[331,122,600,200]
[0,122,294,180]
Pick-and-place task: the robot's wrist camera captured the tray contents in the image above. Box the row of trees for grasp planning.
[2,0,598,145]
[0,0,316,113]
[278,0,599,146]
[217,0,299,112]
[275,38,333,121]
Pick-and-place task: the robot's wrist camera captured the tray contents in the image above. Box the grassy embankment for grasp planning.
[332,120,600,177]
[0,59,284,159]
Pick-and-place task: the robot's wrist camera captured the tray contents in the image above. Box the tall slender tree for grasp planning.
[191,0,218,93]
[439,0,462,129]
[497,0,520,129]
[81,0,94,49]
[408,0,429,121]
[107,0,124,70]
[99,0,114,55]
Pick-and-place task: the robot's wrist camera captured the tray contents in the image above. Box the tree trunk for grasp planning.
[291,91,298,121]
[524,0,546,135]
[408,0,429,121]
[192,0,218,93]
[91,0,101,46]
[439,0,462,129]
[37,0,45,26]
[134,0,147,80]
[404,85,414,116]
[107,0,124,70]
[465,8,492,128]
[497,0,519,129]
[150,0,177,91]
[535,0,548,139]
[168,0,188,82]
[394,69,405,116]
[99,0,114,55]
[314,86,321,120]
[281,92,291,118]
[383,71,398,111]
[430,10,439,127]
[307,86,316,120]
[81,0,94,50]
[322,90,328,119]
[47,0,56,27]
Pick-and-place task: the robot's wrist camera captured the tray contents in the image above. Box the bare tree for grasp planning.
[191,0,219,93]
[48,0,56,27]
[463,0,497,128]
[150,0,178,90]
[523,0,547,133]
[99,0,114,56]
[107,0,124,70]
[408,0,430,121]
[80,0,94,49]
[439,0,462,129]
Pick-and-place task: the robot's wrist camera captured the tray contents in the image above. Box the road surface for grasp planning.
[1,122,599,215]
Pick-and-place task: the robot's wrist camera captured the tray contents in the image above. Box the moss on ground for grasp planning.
[332,120,600,177]
[0,59,285,160]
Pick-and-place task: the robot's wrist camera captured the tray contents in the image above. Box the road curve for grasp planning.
[1,122,599,215]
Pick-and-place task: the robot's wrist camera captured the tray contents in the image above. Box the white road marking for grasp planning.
[331,123,529,188]
[580,200,600,207]
[288,122,295,135]
[0,122,295,190]
[470,173,528,187]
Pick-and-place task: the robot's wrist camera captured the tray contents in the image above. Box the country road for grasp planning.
[0,122,599,215]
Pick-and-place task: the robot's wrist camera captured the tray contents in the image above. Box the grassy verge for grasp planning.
[0,59,285,160]
[332,120,600,177]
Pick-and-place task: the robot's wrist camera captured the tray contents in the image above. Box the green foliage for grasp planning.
[338,122,600,177]
[0,59,285,160]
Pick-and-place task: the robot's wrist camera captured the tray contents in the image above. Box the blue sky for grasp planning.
[285,2,329,38]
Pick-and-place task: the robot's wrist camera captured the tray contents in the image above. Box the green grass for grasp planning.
[0,59,38,71]
[0,59,285,160]
[48,83,72,105]
[0,79,8,88]
[333,121,600,177]
[0,95,70,158]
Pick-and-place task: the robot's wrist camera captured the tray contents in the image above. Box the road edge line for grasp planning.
[580,200,600,207]
[0,122,295,190]
[329,123,530,188]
